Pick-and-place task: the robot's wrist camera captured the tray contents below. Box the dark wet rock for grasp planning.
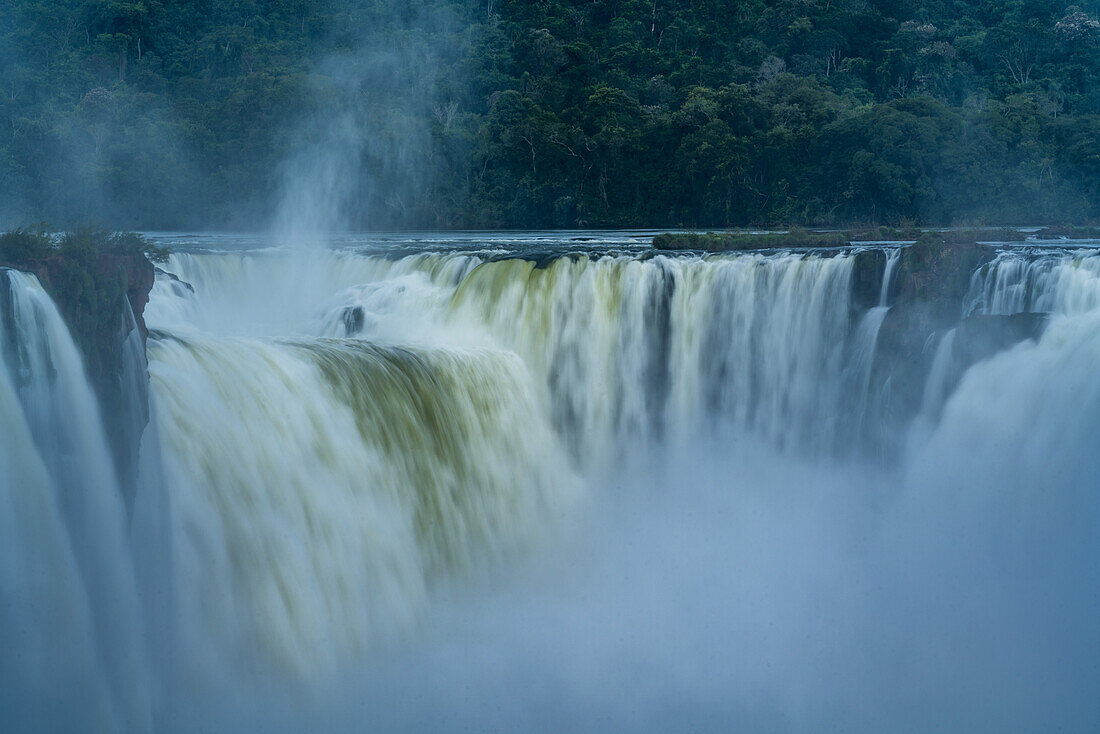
[893,233,995,326]
[870,233,997,407]
[156,266,195,293]
[867,302,942,436]
[851,249,887,313]
[953,313,1047,368]
[343,306,365,335]
[858,235,1004,459]
[4,252,156,510]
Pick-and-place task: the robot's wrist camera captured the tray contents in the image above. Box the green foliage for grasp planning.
[2,0,1100,228]
[59,227,169,263]
[0,226,168,265]
[0,225,162,435]
[0,227,54,261]
[653,229,849,251]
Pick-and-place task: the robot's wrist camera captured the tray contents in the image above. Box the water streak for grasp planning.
[150,250,864,459]
[879,247,901,307]
[0,269,151,733]
[148,332,577,681]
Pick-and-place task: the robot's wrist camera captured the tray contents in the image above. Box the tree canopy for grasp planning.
[2,0,1099,229]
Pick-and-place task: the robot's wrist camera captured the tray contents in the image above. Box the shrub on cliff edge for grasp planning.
[59,228,170,264]
[0,227,54,262]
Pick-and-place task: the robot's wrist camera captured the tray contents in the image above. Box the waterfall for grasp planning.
[7,237,1100,731]
[917,247,1100,479]
[966,248,1100,316]
[151,250,863,459]
[0,269,151,733]
[115,299,151,509]
[847,305,890,442]
[879,247,901,307]
[133,247,876,683]
[148,332,577,680]
[918,328,957,421]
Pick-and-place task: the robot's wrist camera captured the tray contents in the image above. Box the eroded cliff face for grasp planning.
[16,252,156,337]
[1,238,1051,486]
[4,252,156,510]
[851,235,1049,457]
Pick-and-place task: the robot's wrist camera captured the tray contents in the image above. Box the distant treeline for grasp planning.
[2,0,1100,229]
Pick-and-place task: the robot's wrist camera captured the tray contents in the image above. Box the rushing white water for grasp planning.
[149,331,577,684]
[919,328,956,420]
[898,254,1100,729]
[0,269,151,733]
[115,299,152,506]
[927,247,1100,478]
[135,247,883,692]
[966,248,1100,316]
[879,247,901,307]
[846,305,890,439]
[152,249,863,460]
[5,236,1100,732]
[142,242,1100,731]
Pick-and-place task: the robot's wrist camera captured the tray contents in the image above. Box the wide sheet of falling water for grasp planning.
[144,245,1099,733]
[3,241,1099,732]
[149,332,578,688]
[0,270,152,732]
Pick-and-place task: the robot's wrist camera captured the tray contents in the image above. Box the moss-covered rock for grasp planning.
[653,228,850,251]
[1031,225,1100,239]
[653,226,1031,252]
[892,232,994,325]
[850,248,887,312]
[1,228,162,509]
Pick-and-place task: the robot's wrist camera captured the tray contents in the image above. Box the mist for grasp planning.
[6,2,1100,231]
[83,246,1097,733]
[273,2,472,240]
[4,1,1100,732]
[156,421,1100,733]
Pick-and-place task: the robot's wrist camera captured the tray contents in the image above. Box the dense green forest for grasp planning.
[2,0,1099,229]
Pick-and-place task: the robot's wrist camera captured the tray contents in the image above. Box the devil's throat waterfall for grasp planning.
[2,233,1099,732]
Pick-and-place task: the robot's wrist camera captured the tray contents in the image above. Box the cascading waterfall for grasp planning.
[116,300,152,508]
[906,252,1100,643]
[663,253,858,453]
[5,237,1100,732]
[919,329,957,421]
[846,305,890,440]
[148,331,577,681]
[965,248,1100,316]
[914,247,1100,468]
[153,250,866,460]
[131,247,882,685]
[879,247,901,307]
[0,269,151,733]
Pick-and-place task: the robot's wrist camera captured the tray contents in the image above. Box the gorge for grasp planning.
[2,230,1098,732]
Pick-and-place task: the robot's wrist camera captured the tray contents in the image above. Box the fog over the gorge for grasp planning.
[2,1,1100,733]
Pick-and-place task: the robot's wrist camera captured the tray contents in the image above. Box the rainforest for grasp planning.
[2,0,1100,229]
[2,2,1100,733]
